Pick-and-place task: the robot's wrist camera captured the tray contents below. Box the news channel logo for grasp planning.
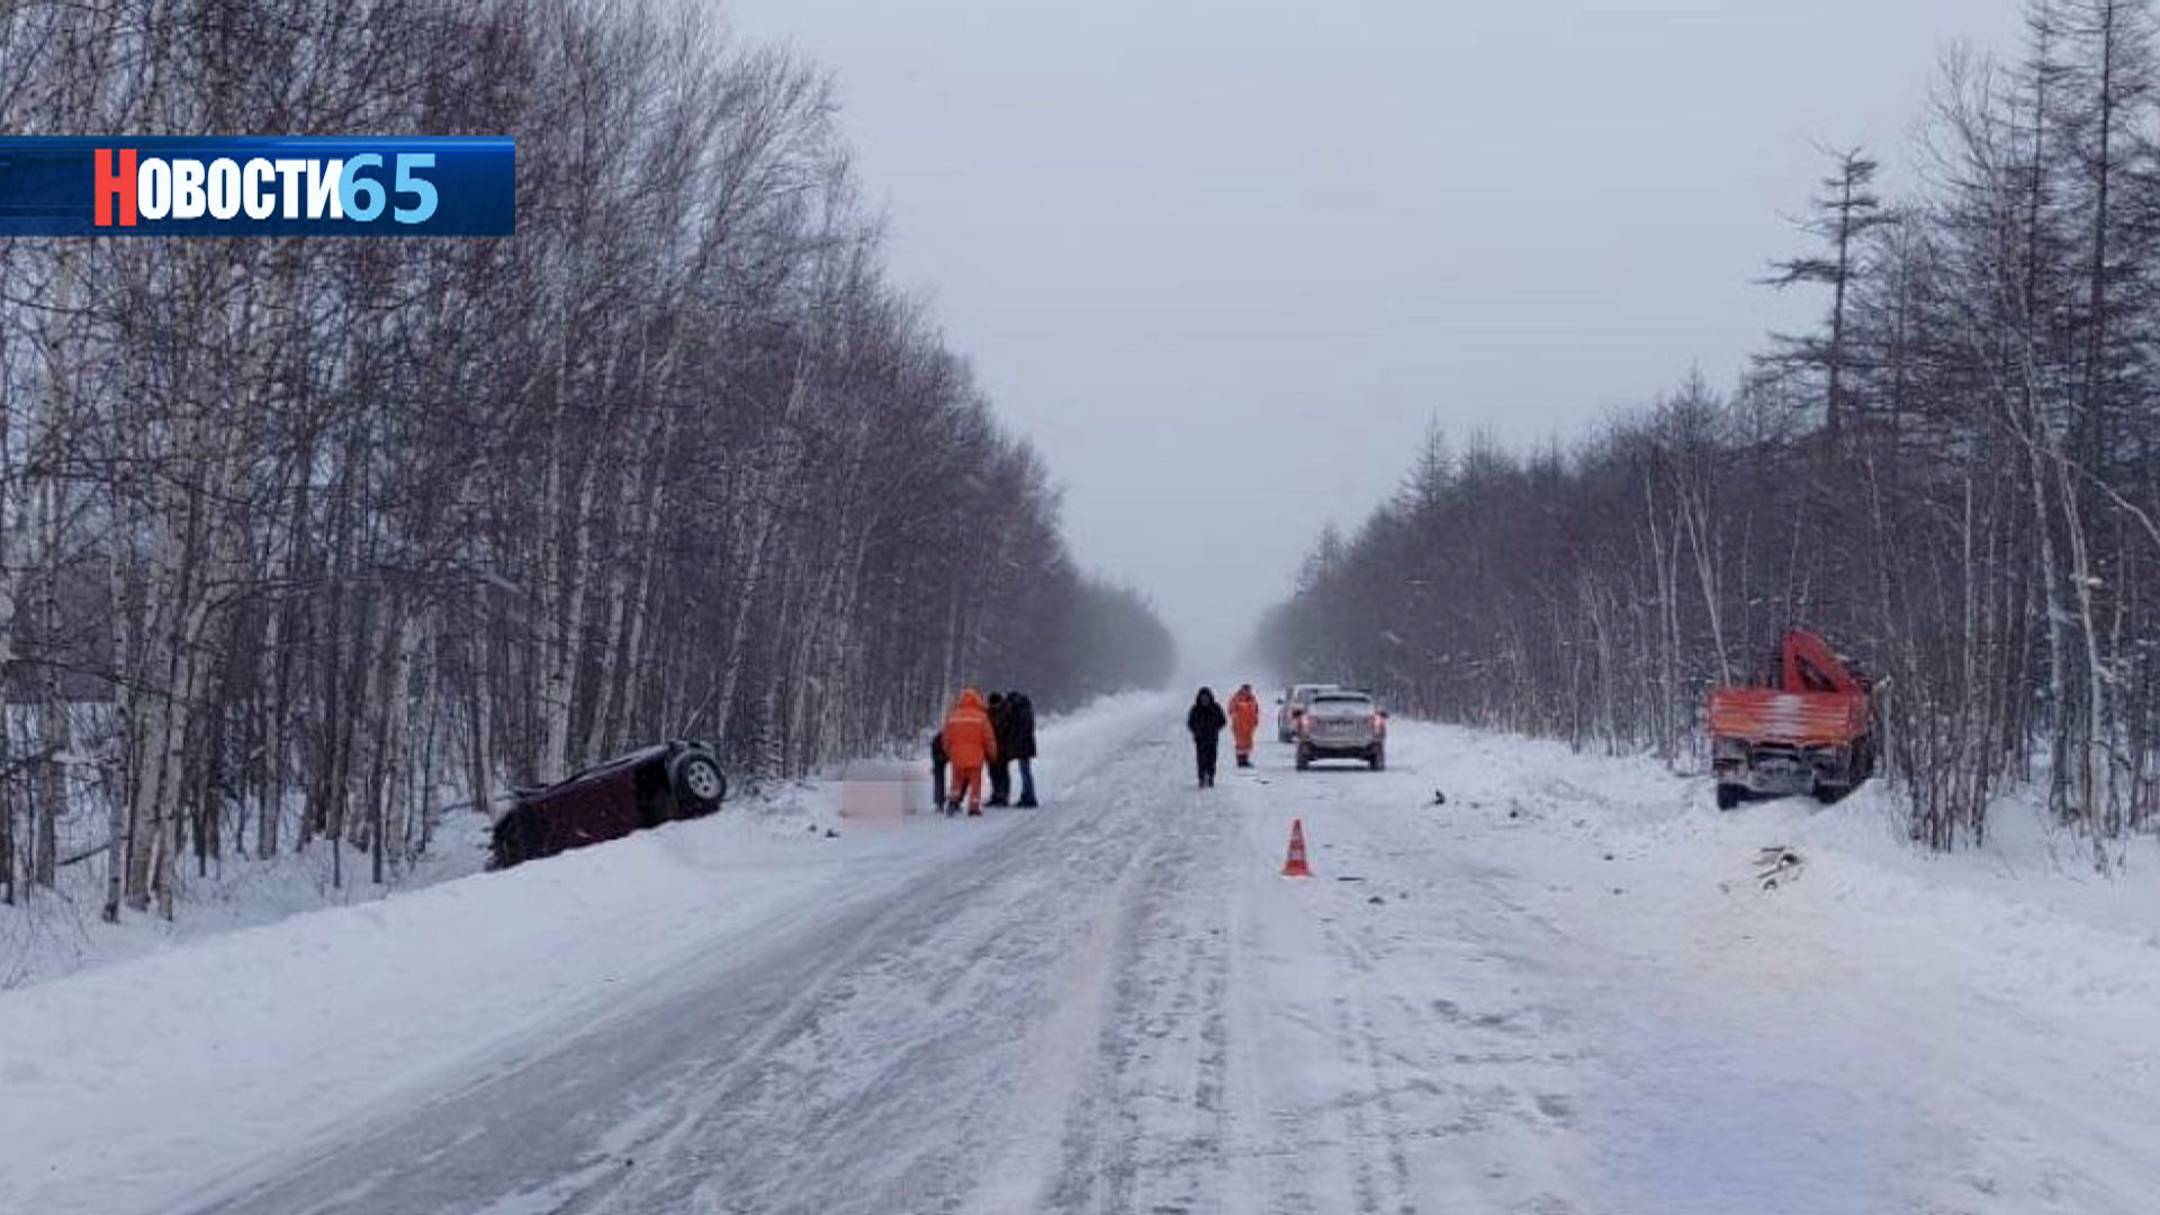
[0,136,514,236]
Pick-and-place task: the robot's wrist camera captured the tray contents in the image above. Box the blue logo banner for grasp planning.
[0,136,515,236]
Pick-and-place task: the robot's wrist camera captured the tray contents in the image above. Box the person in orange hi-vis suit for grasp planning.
[1227,684,1262,768]
[940,687,1000,816]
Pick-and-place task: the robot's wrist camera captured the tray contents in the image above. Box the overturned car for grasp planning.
[490,740,727,869]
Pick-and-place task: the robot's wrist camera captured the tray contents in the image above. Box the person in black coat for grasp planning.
[1187,687,1227,789]
[929,730,948,813]
[986,692,1012,806]
[1005,690,1039,807]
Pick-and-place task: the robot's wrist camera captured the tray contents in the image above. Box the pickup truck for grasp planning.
[1707,630,1875,810]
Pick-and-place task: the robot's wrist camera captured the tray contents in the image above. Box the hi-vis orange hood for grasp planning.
[942,687,999,767]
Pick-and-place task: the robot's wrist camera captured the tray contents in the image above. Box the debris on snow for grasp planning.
[1756,846,1805,890]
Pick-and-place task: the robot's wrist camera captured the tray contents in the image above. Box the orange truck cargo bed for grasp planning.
[1706,686,1869,748]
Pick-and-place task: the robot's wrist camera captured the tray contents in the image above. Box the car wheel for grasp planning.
[1715,783,1745,811]
[669,751,727,818]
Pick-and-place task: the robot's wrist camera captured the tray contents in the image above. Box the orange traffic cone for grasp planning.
[1281,818,1312,878]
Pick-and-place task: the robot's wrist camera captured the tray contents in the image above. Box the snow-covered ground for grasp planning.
[0,802,490,990]
[2,693,2156,1215]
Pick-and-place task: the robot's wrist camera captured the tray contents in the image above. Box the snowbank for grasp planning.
[1407,719,2160,938]
[0,805,495,991]
[0,758,850,991]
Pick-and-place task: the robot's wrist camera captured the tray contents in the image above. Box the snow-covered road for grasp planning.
[6,693,2158,1214]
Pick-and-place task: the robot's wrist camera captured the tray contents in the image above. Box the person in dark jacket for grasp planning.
[1005,690,1039,807]
[1187,687,1228,789]
[929,729,948,813]
[986,692,1012,806]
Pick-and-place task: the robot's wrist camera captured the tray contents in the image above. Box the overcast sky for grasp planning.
[722,0,2024,678]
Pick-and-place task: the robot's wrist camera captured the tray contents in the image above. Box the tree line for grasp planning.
[1261,0,2160,864]
[0,0,1172,919]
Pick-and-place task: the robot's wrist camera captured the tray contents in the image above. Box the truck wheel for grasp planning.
[669,751,727,818]
[1814,739,1871,805]
[1715,784,1745,812]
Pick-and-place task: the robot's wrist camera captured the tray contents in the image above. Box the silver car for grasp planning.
[1295,690,1387,770]
[1275,682,1339,742]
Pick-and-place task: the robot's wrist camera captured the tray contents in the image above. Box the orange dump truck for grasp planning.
[1707,629,1876,810]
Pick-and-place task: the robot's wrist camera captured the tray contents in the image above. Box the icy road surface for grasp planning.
[4,693,2158,1215]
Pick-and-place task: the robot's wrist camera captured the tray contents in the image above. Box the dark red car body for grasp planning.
[490,741,726,869]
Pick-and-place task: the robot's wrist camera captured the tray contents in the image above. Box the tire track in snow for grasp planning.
[956,836,1145,1215]
[1030,786,1238,1215]
[621,729,1185,1215]
[1316,920,1419,1215]
[1226,746,1594,1215]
